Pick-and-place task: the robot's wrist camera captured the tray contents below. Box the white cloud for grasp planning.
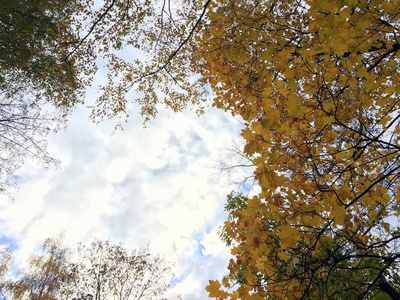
[0,101,244,299]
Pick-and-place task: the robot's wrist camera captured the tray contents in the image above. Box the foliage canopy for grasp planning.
[195,0,400,299]
[0,0,209,193]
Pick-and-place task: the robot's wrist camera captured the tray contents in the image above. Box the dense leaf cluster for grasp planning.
[199,0,400,299]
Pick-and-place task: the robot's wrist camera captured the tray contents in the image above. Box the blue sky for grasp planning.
[0,93,250,298]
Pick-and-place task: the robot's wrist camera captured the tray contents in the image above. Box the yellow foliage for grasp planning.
[202,0,400,298]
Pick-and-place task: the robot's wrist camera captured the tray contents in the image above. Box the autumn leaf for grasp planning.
[329,206,347,225]
[206,280,221,298]
[277,225,300,249]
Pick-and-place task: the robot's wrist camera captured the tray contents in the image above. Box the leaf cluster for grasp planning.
[200,0,400,299]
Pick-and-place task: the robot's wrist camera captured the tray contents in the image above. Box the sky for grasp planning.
[0,86,252,298]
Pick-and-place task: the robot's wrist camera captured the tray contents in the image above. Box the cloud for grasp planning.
[0,102,243,298]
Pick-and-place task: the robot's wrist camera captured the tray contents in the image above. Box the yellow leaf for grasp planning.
[329,206,347,225]
[206,280,221,298]
[278,251,289,261]
[237,284,253,300]
[277,225,299,248]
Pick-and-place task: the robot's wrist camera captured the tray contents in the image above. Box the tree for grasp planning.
[6,237,73,300]
[0,84,65,195]
[212,138,257,191]
[0,0,86,107]
[0,0,82,106]
[2,238,173,300]
[0,0,83,195]
[68,240,172,300]
[0,245,12,299]
[59,0,211,123]
[197,0,400,299]
[0,0,210,121]
[0,0,210,194]
[212,193,400,299]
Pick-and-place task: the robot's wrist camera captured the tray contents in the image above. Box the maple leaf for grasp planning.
[206,280,221,298]
[329,206,347,225]
[277,225,300,249]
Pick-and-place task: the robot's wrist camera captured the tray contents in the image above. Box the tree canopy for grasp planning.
[69,240,172,300]
[198,0,400,299]
[2,238,173,300]
[0,0,81,106]
[0,0,209,193]
[0,0,82,194]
